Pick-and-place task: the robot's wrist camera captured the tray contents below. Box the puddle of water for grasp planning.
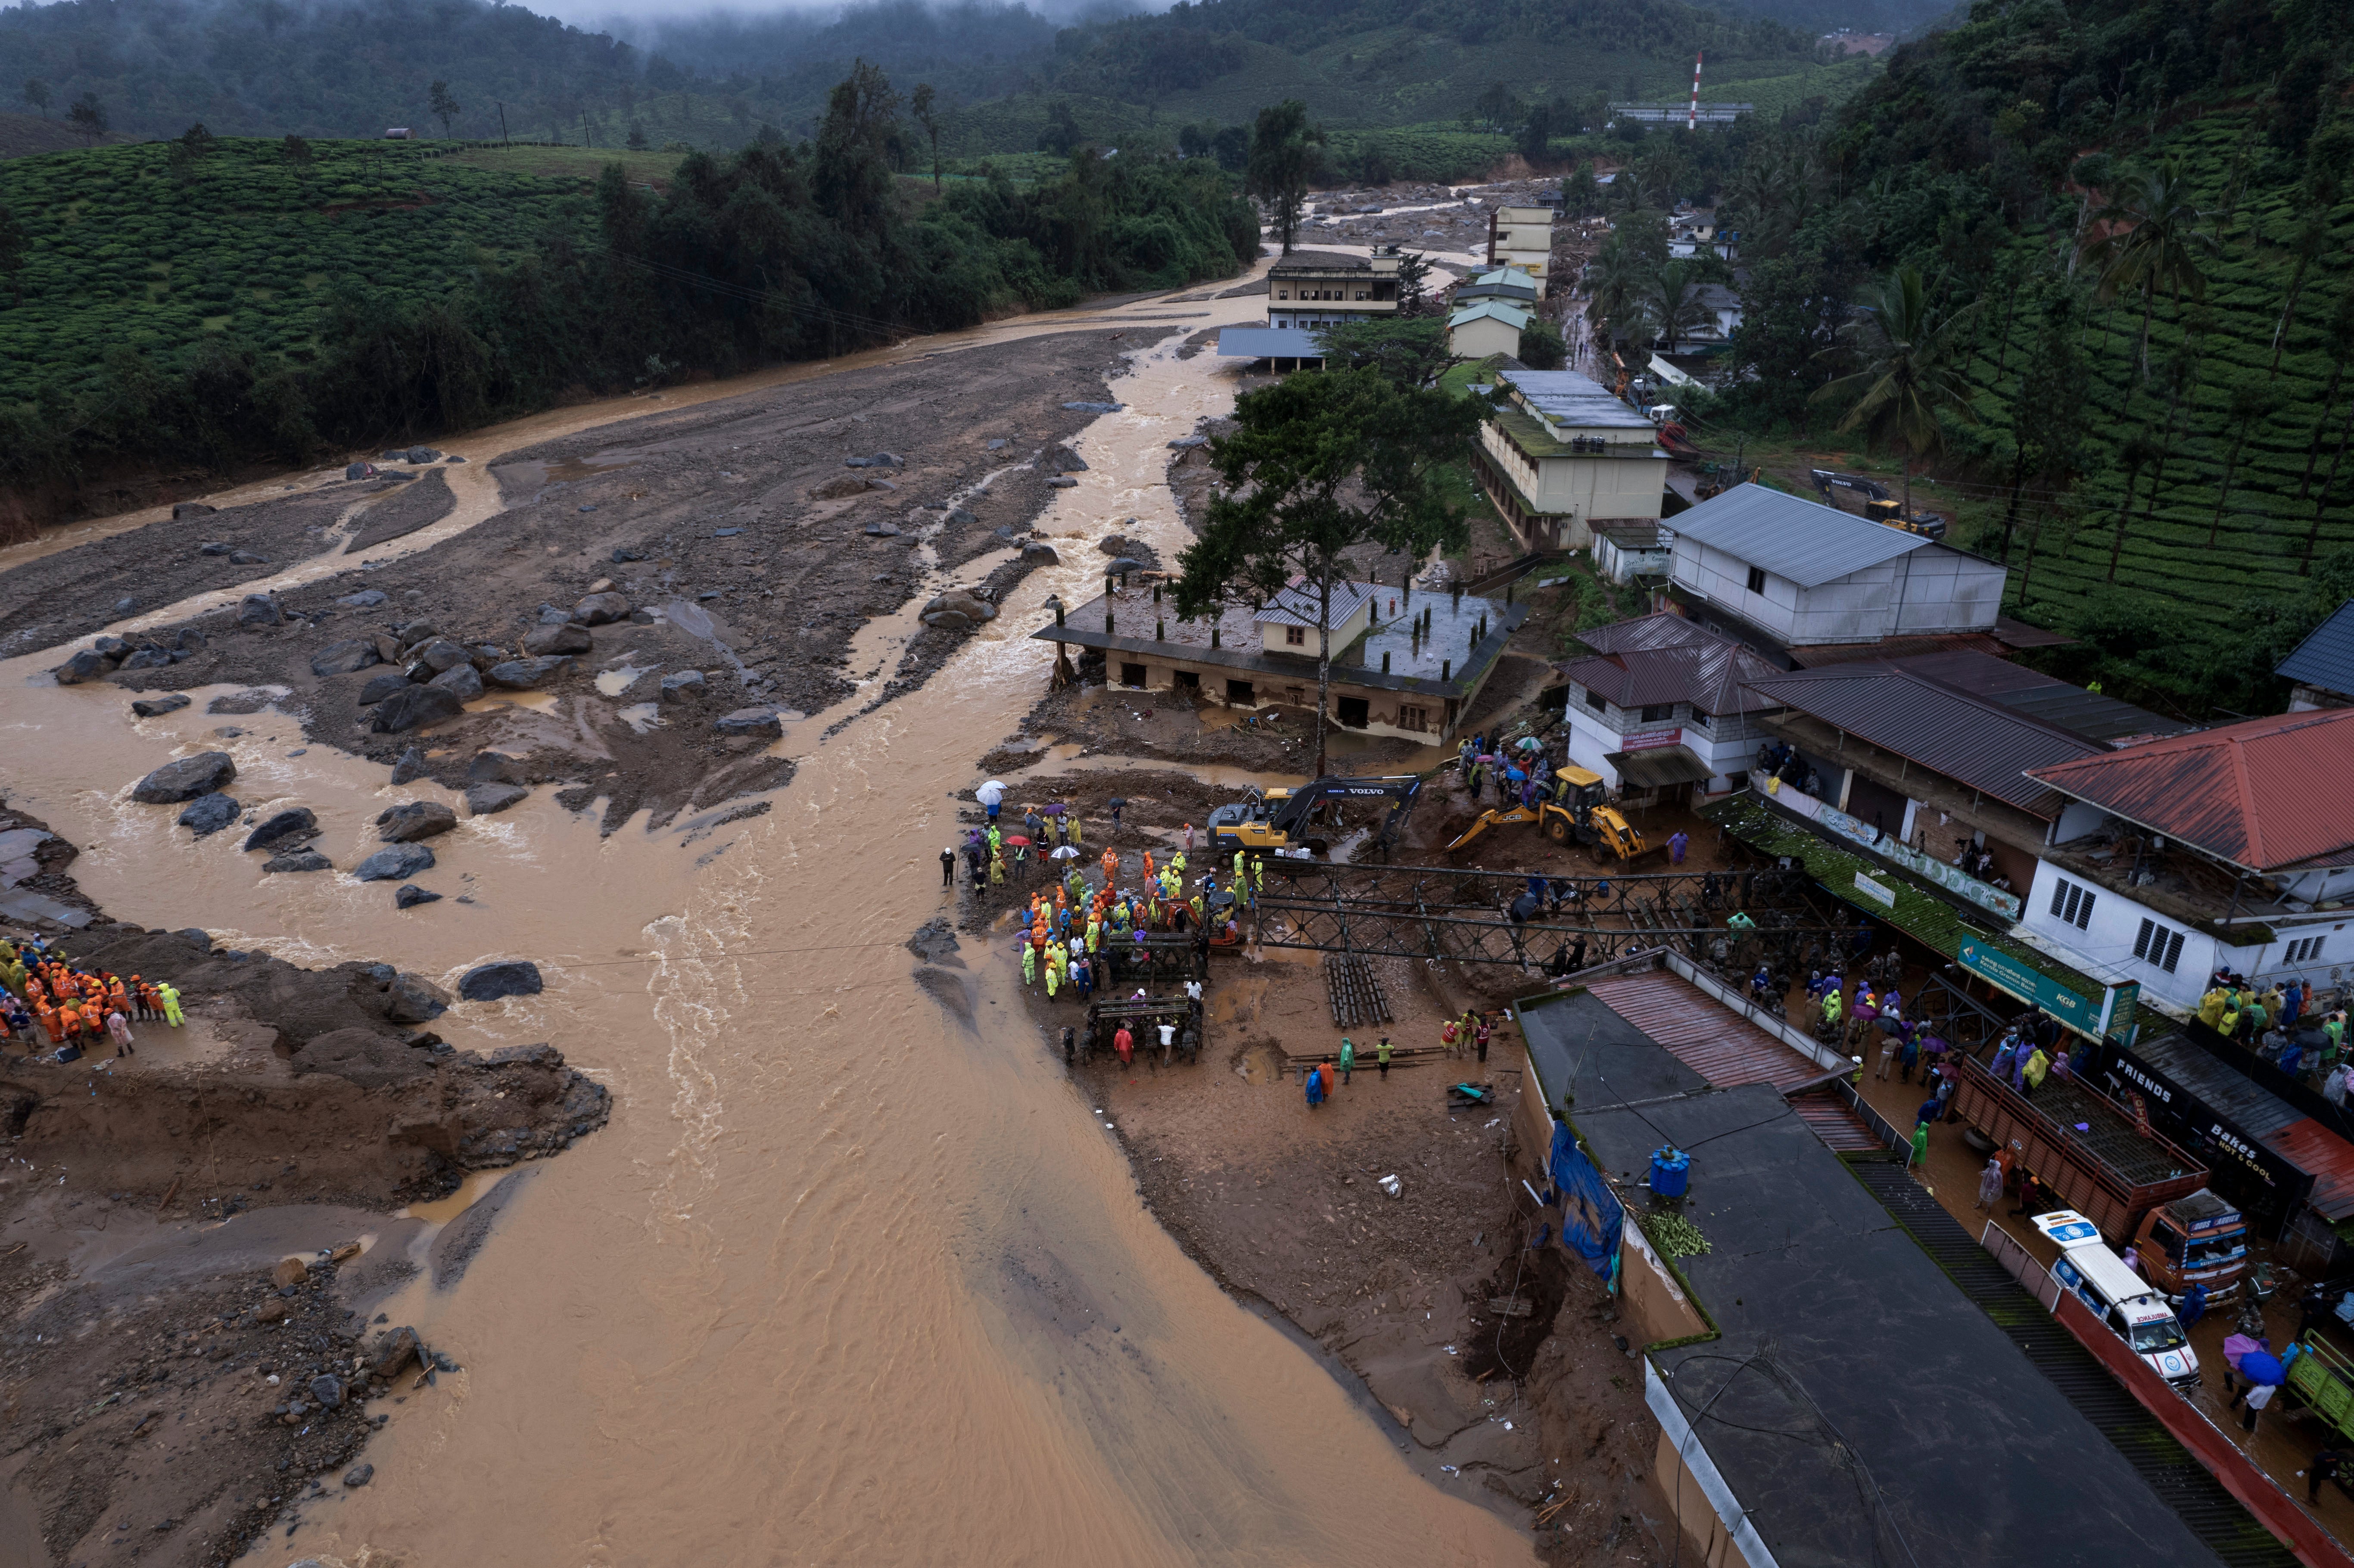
[594,665,652,698]
[617,701,662,734]
[463,691,559,715]
[400,1168,515,1225]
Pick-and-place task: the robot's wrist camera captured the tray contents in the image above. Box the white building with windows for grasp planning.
[2015,709,2354,1014]
[1558,613,1782,800]
[1667,485,2006,653]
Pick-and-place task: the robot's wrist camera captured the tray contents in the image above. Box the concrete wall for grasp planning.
[1256,597,1370,658]
[1672,538,2002,645]
[1594,536,1672,584]
[1563,683,1769,791]
[1106,652,1460,741]
[1449,314,1521,361]
[1650,1428,1761,1568]
[1480,420,1666,528]
[2020,857,2345,1014]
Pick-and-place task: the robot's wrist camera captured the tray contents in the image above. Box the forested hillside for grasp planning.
[0,65,1256,530]
[1663,0,2354,713]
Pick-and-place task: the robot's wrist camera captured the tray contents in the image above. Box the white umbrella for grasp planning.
[976,780,1006,806]
[1051,845,1080,860]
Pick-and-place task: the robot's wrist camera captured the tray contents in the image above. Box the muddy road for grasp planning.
[0,280,1538,1566]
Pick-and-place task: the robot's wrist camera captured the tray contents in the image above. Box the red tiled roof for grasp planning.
[2024,707,2354,873]
[1585,971,1825,1091]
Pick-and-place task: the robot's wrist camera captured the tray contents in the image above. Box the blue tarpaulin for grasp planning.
[1549,1122,1625,1291]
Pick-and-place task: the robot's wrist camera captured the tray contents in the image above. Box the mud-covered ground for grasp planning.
[19,330,1152,834]
[0,817,608,1567]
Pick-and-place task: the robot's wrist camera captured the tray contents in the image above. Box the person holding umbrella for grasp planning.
[1108,796,1126,831]
[978,779,1006,821]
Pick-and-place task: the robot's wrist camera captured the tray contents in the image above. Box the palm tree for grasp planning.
[1583,233,1650,341]
[2208,382,2270,545]
[1606,168,1651,215]
[1810,266,1981,516]
[1643,260,1711,351]
[2079,160,2218,379]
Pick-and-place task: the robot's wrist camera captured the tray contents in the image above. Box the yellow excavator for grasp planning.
[1445,765,1654,863]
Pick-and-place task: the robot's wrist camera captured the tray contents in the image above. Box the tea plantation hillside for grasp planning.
[0,137,601,405]
[1934,109,2354,694]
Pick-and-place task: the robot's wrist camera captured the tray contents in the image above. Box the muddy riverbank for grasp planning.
[0,811,608,1567]
[0,280,1545,1568]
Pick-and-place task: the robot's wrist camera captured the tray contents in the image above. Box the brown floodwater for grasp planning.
[0,281,1536,1566]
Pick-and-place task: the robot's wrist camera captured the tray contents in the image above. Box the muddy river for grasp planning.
[0,279,1536,1565]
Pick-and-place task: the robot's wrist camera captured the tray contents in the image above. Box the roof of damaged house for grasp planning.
[2026,707,2354,874]
[1742,660,2106,818]
[1563,619,1783,716]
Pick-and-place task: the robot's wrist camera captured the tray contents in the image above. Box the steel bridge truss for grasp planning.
[1251,861,1861,970]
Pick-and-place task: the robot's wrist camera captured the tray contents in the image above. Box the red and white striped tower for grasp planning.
[1688,51,1704,129]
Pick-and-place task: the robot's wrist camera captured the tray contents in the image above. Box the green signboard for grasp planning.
[1954,939,2105,1037]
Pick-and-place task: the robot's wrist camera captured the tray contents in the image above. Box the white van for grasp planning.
[2032,1211,2200,1393]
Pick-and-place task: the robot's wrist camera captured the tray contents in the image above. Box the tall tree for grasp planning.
[910,83,942,193]
[0,203,23,306]
[2298,286,2354,573]
[66,92,105,143]
[1999,283,2089,563]
[1172,369,1479,778]
[1643,260,1710,352]
[1810,265,1980,515]
[2208,383,2270,545]
[1246,100,1321,255]
[20,78,48,118]
[429,81,462,138]
[2105,432,2163,585]
[1313,317,1453,387]
[2079,161,2217,379]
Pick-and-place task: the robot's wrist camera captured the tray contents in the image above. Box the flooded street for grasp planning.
[0,280,1536,1565]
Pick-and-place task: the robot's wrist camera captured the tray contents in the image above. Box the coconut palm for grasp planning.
[1583,232,1651,339]
[1643,260,1712,352]
[2079,160,2218,379]
[1809,265,1981,515]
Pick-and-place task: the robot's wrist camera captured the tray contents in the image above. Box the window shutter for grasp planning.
[2075,890,2094,930]
[2050,880,2069,918]
[2162,931,2184,973]
[2134,919,2155,961]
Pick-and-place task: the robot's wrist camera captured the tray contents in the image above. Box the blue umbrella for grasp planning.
[2241,1351,2286,1387]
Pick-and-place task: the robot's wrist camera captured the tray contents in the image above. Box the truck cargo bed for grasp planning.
[1955,1055,2208,1241]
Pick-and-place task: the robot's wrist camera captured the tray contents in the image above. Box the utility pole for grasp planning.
[497,101,509,143]
[582,110,593,148]
[1688,51,1703,131]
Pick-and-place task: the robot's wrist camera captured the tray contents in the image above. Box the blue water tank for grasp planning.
[1650,1147,1690,1198]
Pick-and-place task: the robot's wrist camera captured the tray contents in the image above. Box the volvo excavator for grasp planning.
[1444,765,1655,864]
[1209,776,1422,858]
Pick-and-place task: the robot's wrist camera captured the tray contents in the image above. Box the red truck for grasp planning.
[1953,1055,2247,1303]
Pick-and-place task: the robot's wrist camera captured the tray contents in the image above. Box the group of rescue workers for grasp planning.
[0,931,184,1061]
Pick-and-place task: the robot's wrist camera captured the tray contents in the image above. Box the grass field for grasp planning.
[0,137,598,403]
[1933,109,2354,669]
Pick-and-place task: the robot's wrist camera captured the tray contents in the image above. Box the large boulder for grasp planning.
[132,694,192,719]
[338,589,389,609]
[572,592,631,626]
[377,800,457,843]
[235,594,281,627]
[659,670,705,702]
[486,656,573,690]
[919,591,997,632]
[394,884,442,909]
[177,793,240,837]
[467,751,523,783]
[410,638,473,675]
[243,807,318,853]
[1047,445,1088,473]
[310,639,380,677]
[465,781,529,816]
[459,960,542,1003]
[390,746,429,786]
[290,1027,431,1089]
[384,973,450,1023]
[372,684,465,733]
[263,848,332,874]
[171,500,217,520]
[132,752,236,804]
[714,707,785,739]
[1020,541,1060,566]
[358,672,414,706]
[354,842,436,882]
[51,649,114,685]
[428,663,484,702]
[118,647,172,671]
[522,622,593,657]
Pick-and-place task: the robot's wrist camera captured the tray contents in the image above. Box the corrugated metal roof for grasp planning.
[1667,484,1935,588]
[1571,610,1720,656]
[1498,368,1655,431]
[1743,662,2105,817]
[1881,651,2195,744]
[1584,970,1825,1091]
[2026,707,2354,874]
[2278,600,2354,698]
[2263,1120,2354,1221]
[1787,634,2011,667]
[1448,300,1532,330]
[2129,1033,2304,1140]
[1254,576,1384,629]
[1790,1090,1881,1152]
[1566,637,1783,715]
[1216,327,1330,359]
